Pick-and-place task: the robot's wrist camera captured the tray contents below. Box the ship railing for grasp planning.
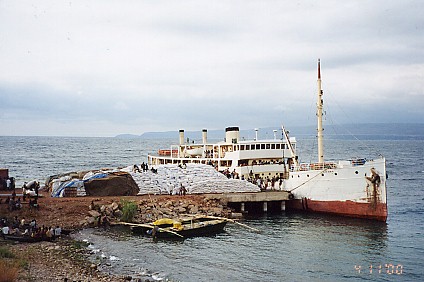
[350,158,366,166]
[291,162,337,172]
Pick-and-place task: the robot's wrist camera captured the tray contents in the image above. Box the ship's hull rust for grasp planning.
[287,199,387,221]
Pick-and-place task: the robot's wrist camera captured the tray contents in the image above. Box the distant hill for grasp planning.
[115,123,424,141]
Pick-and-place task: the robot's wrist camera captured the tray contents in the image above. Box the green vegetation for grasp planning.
[120,199,138,222]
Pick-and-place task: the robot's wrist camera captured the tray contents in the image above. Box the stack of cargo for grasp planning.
[122,163,260,195]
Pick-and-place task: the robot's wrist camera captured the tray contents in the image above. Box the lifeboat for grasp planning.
[186,147,203,156]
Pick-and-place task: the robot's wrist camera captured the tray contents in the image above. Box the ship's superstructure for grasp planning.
[149,126,296,181]
[148,60,388,221]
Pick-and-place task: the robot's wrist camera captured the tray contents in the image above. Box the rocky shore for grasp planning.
[0,193,233,281]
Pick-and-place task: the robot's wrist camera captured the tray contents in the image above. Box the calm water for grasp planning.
[1,136,423,281]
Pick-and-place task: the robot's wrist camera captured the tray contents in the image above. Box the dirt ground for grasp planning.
[0,192,209,281]
[0,191,207,229]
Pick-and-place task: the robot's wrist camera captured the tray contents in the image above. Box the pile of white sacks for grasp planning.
[121,163,260,195]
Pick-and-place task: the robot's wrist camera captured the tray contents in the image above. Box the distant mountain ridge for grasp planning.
[115,123,424,141]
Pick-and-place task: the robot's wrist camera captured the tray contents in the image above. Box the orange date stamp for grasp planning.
[355,264,403,275]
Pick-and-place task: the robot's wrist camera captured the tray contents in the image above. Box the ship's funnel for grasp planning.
[202,129,207,144]
[179,129,184,145]
[225,127,240,144]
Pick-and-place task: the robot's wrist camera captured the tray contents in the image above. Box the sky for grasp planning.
[0,0,423,137]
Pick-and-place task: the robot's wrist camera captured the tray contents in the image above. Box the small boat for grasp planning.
[3,234,43,243]
[130,216,228,239]
[185,147,204,156]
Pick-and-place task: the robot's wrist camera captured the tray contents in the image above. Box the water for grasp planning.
[1,135,423,281]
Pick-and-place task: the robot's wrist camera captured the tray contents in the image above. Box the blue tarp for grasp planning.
[51,179,85,197]
[83,173,108,182]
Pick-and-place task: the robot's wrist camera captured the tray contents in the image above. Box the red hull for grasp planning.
[287,199,387,221]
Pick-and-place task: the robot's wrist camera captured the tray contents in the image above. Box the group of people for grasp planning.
[3,194,22,211]
[1,192,39,211]
[221,168,240,179]
[133,163,158,174]
[252,176,284,191]
[1,216,61,240]
[133,162,150,173]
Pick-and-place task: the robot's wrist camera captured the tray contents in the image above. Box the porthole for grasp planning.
[322,173,325,176]
[307,174,309,177]
[335,173,338,176]
[298,175,300,178]
[355,171,359,174]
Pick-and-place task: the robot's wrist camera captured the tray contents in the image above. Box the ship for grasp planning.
[148,60,387,221]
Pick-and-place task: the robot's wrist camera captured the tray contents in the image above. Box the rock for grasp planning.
[113,210,123,218]
[110,202,119,211]
[86,217,96,225]
[211,207,223,215]
[189,205,199,214]
[84,171,139,196]
[88,210,101,218]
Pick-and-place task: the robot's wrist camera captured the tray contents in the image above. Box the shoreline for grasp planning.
[0,193,232,281]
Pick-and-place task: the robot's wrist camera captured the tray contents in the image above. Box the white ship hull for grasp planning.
[284,157,387,221]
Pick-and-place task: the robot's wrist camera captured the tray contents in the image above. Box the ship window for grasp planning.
[266,144,270,149]
[335,173,338,176]
[261,144,265,149]
[322,173,325,176]
[251,144,256,150]
[240,145,245,150]
[307,174,309,177]
[355,171,358,174]
[271,144,275,149]
[256,144,260,150]
[298,175,300,178]
[282,144,286,149]
[292,144,296,149]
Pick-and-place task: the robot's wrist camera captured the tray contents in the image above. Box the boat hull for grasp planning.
[286,199,387,221]
[284,157,387,221]
[131,220,227,239]
[3,235,44,243]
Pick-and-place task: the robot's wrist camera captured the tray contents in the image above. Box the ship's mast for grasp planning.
[317,59,324,164]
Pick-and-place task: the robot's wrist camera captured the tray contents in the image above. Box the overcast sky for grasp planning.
[1,1,423,137]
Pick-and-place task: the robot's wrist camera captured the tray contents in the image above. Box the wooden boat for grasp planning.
[3,234,43,243]
[130,216,228,239]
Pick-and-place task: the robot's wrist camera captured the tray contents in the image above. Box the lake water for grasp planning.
[0,135,423,281]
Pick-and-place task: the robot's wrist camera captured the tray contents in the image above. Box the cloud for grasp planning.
[0,0,423,136]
